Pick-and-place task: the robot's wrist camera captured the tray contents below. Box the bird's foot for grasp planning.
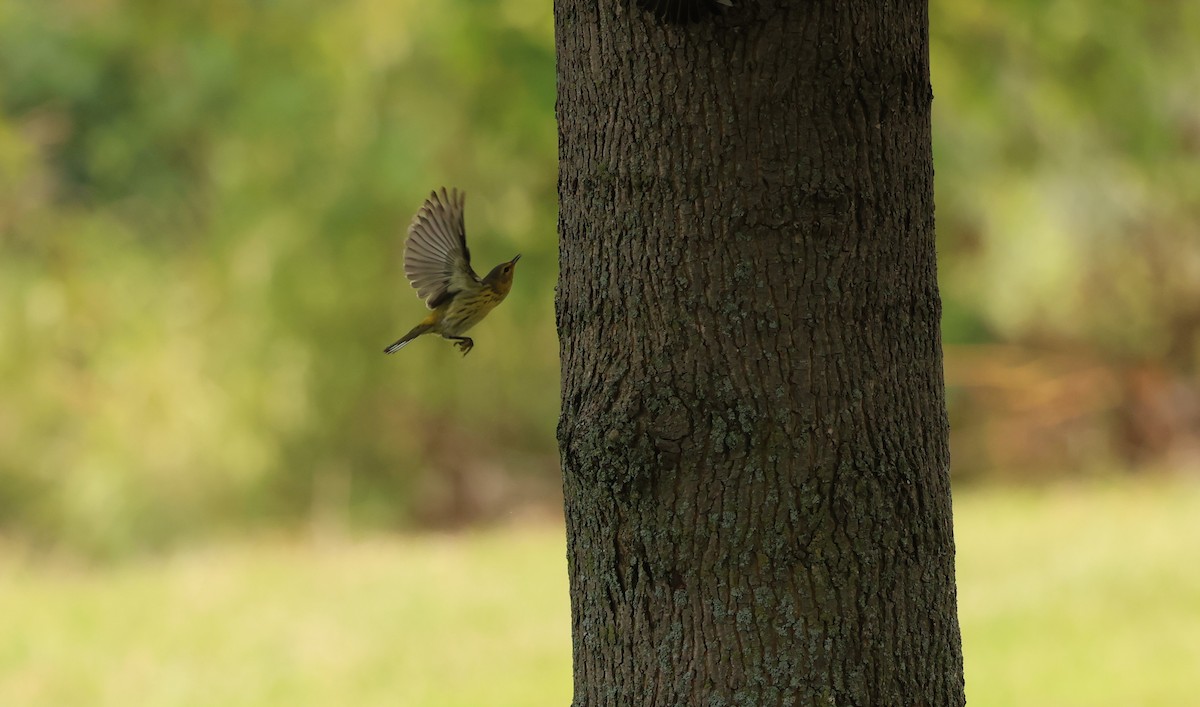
[454,337,474,356]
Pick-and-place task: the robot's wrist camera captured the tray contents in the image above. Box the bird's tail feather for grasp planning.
[384,323,433,354]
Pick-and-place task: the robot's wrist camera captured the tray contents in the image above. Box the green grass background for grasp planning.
[3,478,1198,706]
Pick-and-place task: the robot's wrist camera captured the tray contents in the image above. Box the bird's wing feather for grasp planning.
[404,188,479,308]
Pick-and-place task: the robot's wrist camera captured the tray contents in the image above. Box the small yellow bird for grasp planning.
[384,188,520,356]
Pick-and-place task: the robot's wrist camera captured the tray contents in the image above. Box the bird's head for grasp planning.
[483,254,521,294]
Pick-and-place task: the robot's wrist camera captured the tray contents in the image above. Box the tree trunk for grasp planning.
[555,1,965,705]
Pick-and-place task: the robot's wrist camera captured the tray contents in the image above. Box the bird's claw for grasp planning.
[455,338,474,356]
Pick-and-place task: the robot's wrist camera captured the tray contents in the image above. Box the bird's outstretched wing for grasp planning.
[404,188,480,309]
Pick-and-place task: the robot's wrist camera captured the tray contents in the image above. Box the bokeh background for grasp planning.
[1,1,1198,705]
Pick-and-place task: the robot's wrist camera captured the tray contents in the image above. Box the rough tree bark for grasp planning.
[555,1,965,705]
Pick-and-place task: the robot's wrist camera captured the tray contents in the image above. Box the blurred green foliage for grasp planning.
[932,0,1200,357]
[0,0,557,554]
[1,0,1197,554]
[931,0,1200,476]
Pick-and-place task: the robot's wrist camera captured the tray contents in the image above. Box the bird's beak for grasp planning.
[511,254,522,265]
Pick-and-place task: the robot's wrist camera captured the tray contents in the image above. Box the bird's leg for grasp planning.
[449,336,474,356]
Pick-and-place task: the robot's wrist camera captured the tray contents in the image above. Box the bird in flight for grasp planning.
[384,188,520,356]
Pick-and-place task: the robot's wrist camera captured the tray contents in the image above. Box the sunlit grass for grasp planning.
[2,478,1198,706]
[956,478,1200,706]
[0,530,573,707]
